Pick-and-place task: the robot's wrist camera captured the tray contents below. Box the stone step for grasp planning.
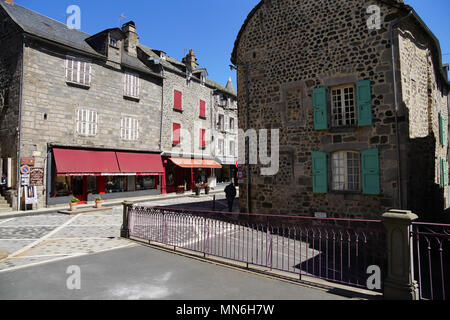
[0,199,8,204]
[0,209,12,213]
[0,204,11,209]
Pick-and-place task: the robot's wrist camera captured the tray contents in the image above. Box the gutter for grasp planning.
[16,35,25,211]
[390,9,413,210]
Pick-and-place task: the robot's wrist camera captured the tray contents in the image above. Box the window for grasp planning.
[331,85,356,127]
[121,117,139,141]
[332,151,360,192]
[218,139,224,155]
[200,129,206,149]
[229,117,235,131]
[110,38,118,48]
[218,114,225,132]
[124,72,140,99]
[173,123,181,146]
[174,90,183,111]
[137,176,157,191]
[199,100,206,118]
[230,141,235,157]
[77,109,98,136]
[66,56,91,86]
[55,176,72,197]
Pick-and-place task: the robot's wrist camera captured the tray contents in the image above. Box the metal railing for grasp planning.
[412,222,450,300]
[126,206,386,291]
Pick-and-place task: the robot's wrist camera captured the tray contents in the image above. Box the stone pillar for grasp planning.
[382,209,419,300]
[120,201,134,239]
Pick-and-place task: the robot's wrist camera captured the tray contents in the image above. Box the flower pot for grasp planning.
[95,200,102,209]
[70,202,78,211]
[195,188,201,196]
[205,187,210,195]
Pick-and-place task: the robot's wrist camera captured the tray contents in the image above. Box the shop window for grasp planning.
[105,177,127,193]
[55,176,72,197]
[137,176,157,191]
[87,176,97,194]
[65,56,91,87]
[331,151,360,192]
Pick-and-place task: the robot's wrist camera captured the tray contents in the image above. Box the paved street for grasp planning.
[0,245,349,300]
[0,193,236,273]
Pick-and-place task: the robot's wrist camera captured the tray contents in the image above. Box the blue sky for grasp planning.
[13,0,450,87]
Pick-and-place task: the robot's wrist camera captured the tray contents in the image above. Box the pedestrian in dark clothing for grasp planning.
[225,182,237,212]
[0,174,6,195]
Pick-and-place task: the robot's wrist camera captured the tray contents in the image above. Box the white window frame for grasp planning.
[124,72,140,99]
[218,139,224,156]
[229,117,235,132]
[331,84,356,127]
[331,151,361,192]
[218,114,225,132]
[121,117,139,141]
[77,109,98,137]
[229,140,235,157]
[66,56,91,86]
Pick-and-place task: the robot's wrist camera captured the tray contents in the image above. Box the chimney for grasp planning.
[122,21,139,57]
[183,49,199,71]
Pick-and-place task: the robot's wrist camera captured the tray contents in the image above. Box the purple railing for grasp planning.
[412,222,450,300]
[127,206,386,291]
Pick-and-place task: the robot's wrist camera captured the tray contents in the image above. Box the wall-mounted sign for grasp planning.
[21,158,35,166]
[20,165,31,175]
[30,168,44,187]
[21,174,30,186]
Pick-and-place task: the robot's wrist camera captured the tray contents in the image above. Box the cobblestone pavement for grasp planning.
[0,194,238,272]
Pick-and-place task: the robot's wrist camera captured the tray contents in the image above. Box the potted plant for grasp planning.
[194,184,201,196]
[95,196,103,208]
[70,197,79,211]
[205,184,210,195]
[177,185,185,194]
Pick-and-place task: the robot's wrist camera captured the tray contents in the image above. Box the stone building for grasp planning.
[0,1,236,210]
[231,0,449,220]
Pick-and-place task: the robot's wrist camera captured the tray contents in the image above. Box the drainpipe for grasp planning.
[230,63,251,213]
[390,10,413,210]
[16,35,25,211]
[159,65,165,153]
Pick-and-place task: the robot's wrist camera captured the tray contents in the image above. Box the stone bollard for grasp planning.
[382,209,419,300]
[121,201,134,239]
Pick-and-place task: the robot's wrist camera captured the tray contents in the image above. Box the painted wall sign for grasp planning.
[30,168,45,186]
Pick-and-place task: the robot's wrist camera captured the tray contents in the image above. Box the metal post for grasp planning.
[121,201,134,239]
[382,209,419,300]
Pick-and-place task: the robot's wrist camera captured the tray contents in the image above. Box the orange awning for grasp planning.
[169,158,222,169]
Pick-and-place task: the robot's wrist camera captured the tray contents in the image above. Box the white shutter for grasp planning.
[94,111,98,136]
[120,118,124,139]
[76,109,81,134]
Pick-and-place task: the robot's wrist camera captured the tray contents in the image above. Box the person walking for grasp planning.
[0,173,6,195]
[225,181,237,212]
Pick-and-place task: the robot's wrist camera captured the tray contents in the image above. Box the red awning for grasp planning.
[169,158,222,169]
[116,152,164,175]
[53,148,120,176]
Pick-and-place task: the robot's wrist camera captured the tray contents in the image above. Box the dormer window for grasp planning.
[110,37,119,48]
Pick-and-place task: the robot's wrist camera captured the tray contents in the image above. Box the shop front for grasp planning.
[162,157,222,194]
[48,148,164,205]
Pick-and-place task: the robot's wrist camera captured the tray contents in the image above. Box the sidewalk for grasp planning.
[0,185,237,220]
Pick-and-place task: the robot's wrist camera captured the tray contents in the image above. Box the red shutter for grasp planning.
[200,129,206,148]
[200,100,206,118]
[174,90,182,110]
[173,123,181,145]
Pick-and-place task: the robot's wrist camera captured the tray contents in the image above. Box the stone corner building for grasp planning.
[232,0,450,220]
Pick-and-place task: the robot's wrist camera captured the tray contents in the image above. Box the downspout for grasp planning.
[16,35,25,211]
[390,10,413,210]
[159,65,165,154]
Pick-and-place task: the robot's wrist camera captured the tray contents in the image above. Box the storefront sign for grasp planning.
[24,186,38,205]
[30,168,44,186]
[21,157,35,166]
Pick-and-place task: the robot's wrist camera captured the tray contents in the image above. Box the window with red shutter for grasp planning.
[173,123,181,145]
[174,90,183,111]
[200,100,206,118]
[200,129,206,149]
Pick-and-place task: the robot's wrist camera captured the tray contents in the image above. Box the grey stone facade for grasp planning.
[232,0,449,220]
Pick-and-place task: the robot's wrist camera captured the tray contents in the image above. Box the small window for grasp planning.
[200,129,206,149]
[230,141,235,157]
[218,139,224,155]
[77,109,97,136]
[331,85,356,127]
[124,72,140,99]
[110,38,118,48]
[218,114,225,132]
[229,117,235,131]
[332,151,360,192]
[174,90,183,111]
[200,100,206,118]
[66,56,91,86]
[121,117,139,141]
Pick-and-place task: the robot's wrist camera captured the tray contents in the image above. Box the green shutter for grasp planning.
[356,80,373,127]
[313,87,328,130]
[312,151,328,193]
[361,148,380,195]
[441,158,447,187]
[439,113,446,146]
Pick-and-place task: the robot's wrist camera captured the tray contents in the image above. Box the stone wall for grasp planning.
[233,0,438,219]
[17,39,162,209]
